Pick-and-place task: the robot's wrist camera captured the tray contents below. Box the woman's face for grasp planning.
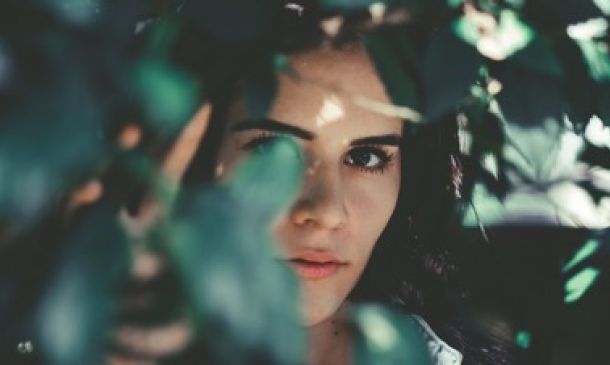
[216,45,402,325]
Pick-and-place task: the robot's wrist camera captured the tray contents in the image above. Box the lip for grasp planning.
[285,251,347,280]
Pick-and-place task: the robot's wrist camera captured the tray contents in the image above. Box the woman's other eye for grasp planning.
[344,146,393,174]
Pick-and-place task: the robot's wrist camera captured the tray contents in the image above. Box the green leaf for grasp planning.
[562,238,600,273]
[453,9,534,61]
[594,0,610,15]
[564,267,600,303]
[424,25,484,120]
[36,202,130,365]
[363,28,420,115]
[575,39,610,83]
[514,330,532,349]
[319,0,390,10]
[168,138,305,364]
[0,77,105,229]
[133,59,200,133]
[244,57,277,121]
[351,305,433,365]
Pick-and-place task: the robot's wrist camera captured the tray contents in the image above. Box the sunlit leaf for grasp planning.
[168,138,305,364]
[351,305,433,365]
[35,202,130,365]
[562,238,600,273]
[575,39,610,82]
[564,267,600,303]
[453,9,533,61]
[594,0,610,15]
[515,330,531,349]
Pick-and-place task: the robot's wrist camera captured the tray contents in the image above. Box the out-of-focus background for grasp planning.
[0,1,609,364]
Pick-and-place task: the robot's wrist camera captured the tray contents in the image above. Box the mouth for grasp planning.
[285,251,347,280]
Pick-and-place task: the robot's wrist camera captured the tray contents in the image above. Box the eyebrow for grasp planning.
[350,134,402,146]
[230,119,314,140]
[230,118,402,146]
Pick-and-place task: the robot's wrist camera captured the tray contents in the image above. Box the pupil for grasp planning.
[352,150,371,166]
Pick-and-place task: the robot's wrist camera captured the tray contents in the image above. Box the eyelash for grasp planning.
[241,133,395,175]
[344,146,394,175]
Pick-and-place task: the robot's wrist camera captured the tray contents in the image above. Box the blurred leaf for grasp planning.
[244,57,277,121]
[181,0,276,43]
[453,9,534,61]
[564,267,600,303]
[168,138,305,364]
[424,25,483,120]
[594,0,610,15]
[42,0,104,27]
[514,330,531,349]
[509,34,563,78]
[562,238,600,272]
[35,202,130,365]
[575,39,610,83]
[447,0,462,9]
[319,0,389,10]
[133,58,200,133]
[351,305,433,365]
[0,77,105,229]
[363,27,420,115]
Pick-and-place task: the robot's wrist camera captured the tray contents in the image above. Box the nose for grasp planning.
[289,161,348,230]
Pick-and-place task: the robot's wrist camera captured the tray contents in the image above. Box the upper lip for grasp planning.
[286,251,347,265]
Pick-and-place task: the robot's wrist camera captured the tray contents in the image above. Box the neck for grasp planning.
[308,307,352,365]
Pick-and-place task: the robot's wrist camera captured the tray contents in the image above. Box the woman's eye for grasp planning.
[344,147,392,172]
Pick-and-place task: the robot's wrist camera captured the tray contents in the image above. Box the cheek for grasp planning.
[348,170,400,229]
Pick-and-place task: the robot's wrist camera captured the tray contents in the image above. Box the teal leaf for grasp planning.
[319,0,389,10]
[514,330,531,349]
[42,0,103,26]
[453,9,534,61]
[594,0,610,15]
[133,59,200,133]
[363,28,420,116]
[564,267,601,303]
[351,305,433,365]
[168,138,305,364]
[424,25,483,120]
[562,238,600,273]
[36,202,130,365]
[575,39,610,83]
[0,77,105,230]
[244,58,277,121]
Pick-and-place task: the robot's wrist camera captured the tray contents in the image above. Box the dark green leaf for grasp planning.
[36,202,130,365]
[363,27,421,114]
[424,25,483,120]
[168,138,305,364]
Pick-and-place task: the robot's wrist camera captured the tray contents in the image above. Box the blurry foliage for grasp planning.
[0,1,609,365]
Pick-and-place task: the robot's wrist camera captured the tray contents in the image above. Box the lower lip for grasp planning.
[289,261,344,280]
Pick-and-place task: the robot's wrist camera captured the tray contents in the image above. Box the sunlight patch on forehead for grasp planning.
[316,94,345,128]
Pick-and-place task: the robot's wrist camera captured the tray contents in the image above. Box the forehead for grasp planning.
[228,44,403,136]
